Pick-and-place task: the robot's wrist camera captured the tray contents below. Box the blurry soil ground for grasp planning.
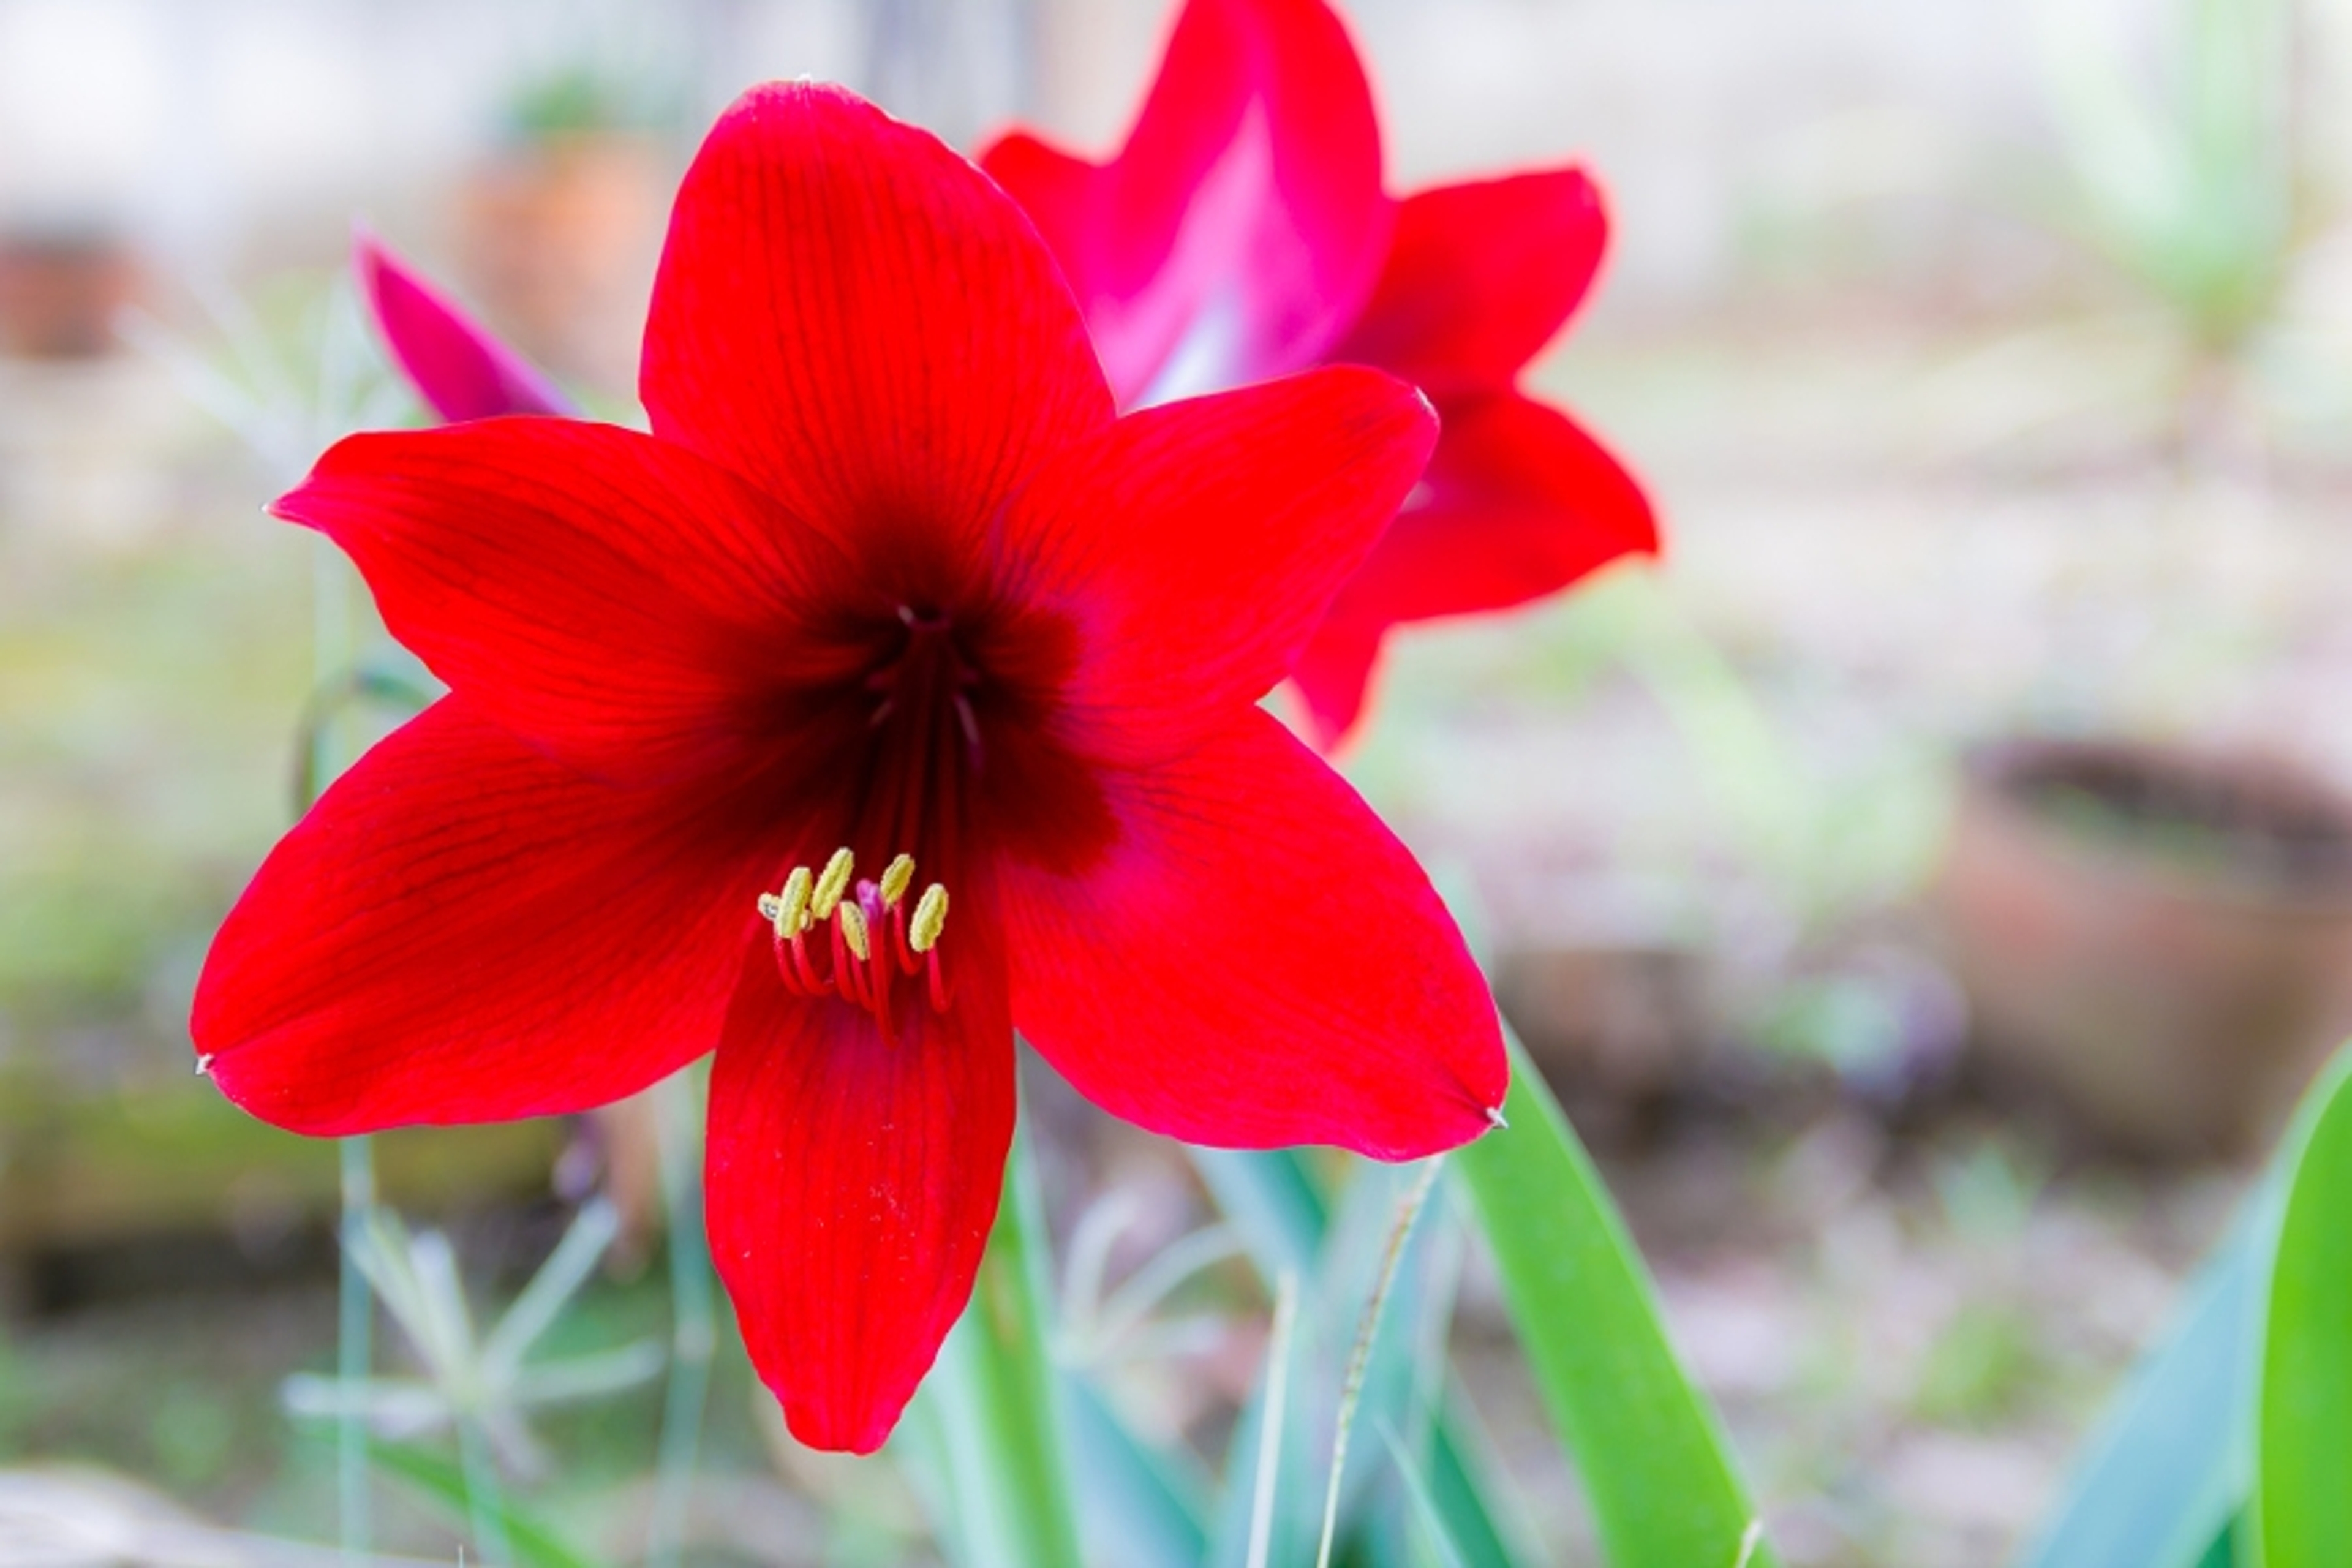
[6,294,2348,1563]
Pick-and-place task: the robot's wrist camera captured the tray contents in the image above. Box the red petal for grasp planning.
[1000,707,1504,1159]
[355,231,574,422]
[1330,170,1608,400]
[980,0,1391,405]
[1292,391,1659,748]
[272,420,862,786]
[706,918,1014,1454]
[194,699,786,1134]
[643,83,1110,564]
[1287,617,1386,754]
[1001,366,1434,764]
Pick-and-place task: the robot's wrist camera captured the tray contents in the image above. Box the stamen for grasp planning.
[780,929,812,991]
[891,899,918,972]
[910,884,949,953]
[829,918,862,1006]
[810,848,855,919]
[759,865,813,938]
[760,851,952,1035]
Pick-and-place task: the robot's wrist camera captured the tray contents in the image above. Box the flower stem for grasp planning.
[1314,1156,1445,1568]
[336,1133,375,1568]
[646,1074,715,1568]
[1243,1273,1301,1568]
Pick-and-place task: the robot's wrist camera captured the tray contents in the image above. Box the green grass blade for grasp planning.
[1206,1270,1315,1568]
[2016,1220,2256,1568]
[1454,1030,1771,1568]
[2255,1046,2352,1566]
[364,1440,606,1568]
[921,1133,1086,1568]
[1189,1144,1531,1567]
[1193,1147,1328,1280]
[1245,1275,1303,1568]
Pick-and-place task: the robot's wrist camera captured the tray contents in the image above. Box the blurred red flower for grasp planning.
[981,0,1659,747]
[196,83,1506,1453]
[353,228,572,422]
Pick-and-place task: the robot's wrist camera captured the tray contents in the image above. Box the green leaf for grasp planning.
[364,1440,607,1568]
[1063,1376,1210,1568]
[1381,1421,1471,1568]
[2255,1046,2352,1567]
[2016,1220,2256,1568]
[1421,1393,1546,1568]
[1453,1030,1771,1568]
[915,1134,1086,1568]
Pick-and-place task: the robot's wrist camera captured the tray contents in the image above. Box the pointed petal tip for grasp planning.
[777,1386,900,1457]
[349,219,385,279]
[349,229,573,421]
[1345,1069,1513,1163]
[646,74,1109,533]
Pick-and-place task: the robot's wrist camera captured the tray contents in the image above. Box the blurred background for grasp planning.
[7,0,2352,1562]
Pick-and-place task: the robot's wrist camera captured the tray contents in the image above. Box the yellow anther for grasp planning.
[837,902,871,962]
[810,848,855,920]
[760,865,813,938]
[909,883,949,953]
[879,854,916,906]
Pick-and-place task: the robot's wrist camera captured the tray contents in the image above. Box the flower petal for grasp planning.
[273,419,863,786]
[1330,170,1608,400]
[194,699,786,1135]
[981,0,1391,405]
[643,81,1110,563]
[999,707,1504,1160]
[355,231,575,422]
[1287,616,1387,756]
[706,918,1014,1454]
[1001,366,1433,764]
[1292,391,1659,748]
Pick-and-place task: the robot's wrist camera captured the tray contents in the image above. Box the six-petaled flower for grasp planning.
[197,83,1506,1453]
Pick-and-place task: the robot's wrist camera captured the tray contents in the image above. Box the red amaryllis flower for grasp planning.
[354,229,574,422]
[979,0,1659,747]
[195,83,1506,1453]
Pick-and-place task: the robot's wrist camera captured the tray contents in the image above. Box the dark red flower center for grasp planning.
[867,608,980,760]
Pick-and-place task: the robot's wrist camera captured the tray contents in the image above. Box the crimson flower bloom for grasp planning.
[196,83,1506,1453]
[979,0,1659,747]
